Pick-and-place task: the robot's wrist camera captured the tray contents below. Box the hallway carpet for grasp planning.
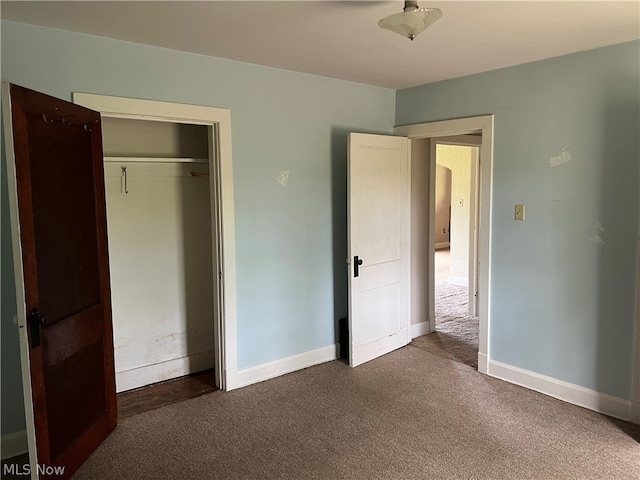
[412,279,479,368]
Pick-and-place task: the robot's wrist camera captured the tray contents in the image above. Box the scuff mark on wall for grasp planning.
[549,145,571,167]
[276,169,290,186]
[591,222,606,245]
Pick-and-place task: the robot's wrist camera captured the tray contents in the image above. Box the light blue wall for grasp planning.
[0,20,395,435]
[2,19,638,439]
[397,41,640,399]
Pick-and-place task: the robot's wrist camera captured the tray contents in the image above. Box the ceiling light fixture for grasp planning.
[378,1,443,41]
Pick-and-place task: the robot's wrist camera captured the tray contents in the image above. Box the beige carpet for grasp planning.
[72,346,640,480]
[412,279,479,368]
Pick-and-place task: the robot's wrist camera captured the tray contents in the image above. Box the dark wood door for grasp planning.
[6,84,116,478]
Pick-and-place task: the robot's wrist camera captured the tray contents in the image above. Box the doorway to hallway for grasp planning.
[437,247,478,367]
[395,115,493,374]
[412,248,479,368]
[409,138,481,369]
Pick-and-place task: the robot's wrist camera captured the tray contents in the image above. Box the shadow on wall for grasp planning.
[596,86,639,409]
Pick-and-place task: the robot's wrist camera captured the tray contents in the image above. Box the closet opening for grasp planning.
[74,91,239,397]
[101,116,219,414]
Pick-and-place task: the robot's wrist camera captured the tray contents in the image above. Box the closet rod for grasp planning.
[104,156,208,164]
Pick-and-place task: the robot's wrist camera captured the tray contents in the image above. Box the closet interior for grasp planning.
[101,116,216,394]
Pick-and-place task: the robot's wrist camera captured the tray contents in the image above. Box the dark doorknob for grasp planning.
[354,256,364,277]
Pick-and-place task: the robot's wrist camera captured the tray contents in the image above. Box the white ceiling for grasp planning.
[2,1,639,89]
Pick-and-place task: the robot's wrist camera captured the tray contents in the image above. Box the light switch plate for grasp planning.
[515,204,525,220]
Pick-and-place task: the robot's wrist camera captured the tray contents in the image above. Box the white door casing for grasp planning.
[395,116,493,374]
[348,133,411,367]
[2,83,39,478]
[468,146,480,317]
[72,93,239,390]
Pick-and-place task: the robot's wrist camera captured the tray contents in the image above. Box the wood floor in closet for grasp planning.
[117,369,217,419]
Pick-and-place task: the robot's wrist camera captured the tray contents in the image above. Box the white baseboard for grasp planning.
[488,359,631,421]
[1,430,28,460]
[237,344,338,388]
[411,321,430,339]
[435,242,450,249]
[448,276,468,287]
[477,352,488,374]
[116,350,215,393]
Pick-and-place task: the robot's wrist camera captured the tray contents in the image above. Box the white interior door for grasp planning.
[348,133,411,367]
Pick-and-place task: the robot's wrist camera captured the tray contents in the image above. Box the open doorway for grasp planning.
[429,143,480,368]
[99,117,217,394]
[394,116,493,374]
[100,117,219,416]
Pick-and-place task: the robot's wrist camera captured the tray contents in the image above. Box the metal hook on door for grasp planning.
[41,107,59,124]
[61,115,75,126]
[121,166,129,194]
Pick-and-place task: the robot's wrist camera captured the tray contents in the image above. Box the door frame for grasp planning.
[395,115,493,374]
[73,93,239,391]
[2,83,40,477]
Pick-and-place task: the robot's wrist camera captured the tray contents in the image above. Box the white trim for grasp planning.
[411,321,430,339]
[468,147,479,317]
[428,140,437,333]
[116,351,214,393]
[73,93,238,391]
[237,344,339,388]
[434,134,483,147]
[477,352,488,374]
[1,431,28,460]
[489,359,632,421]
[447,276,469,287]
[435,242,450,249]
[2,83,40,479]
[395,116,493,138]
[71,94,223,125]
[395,115,494,374]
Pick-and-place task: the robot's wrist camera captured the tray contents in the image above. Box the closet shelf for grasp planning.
[104,156,208,164]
